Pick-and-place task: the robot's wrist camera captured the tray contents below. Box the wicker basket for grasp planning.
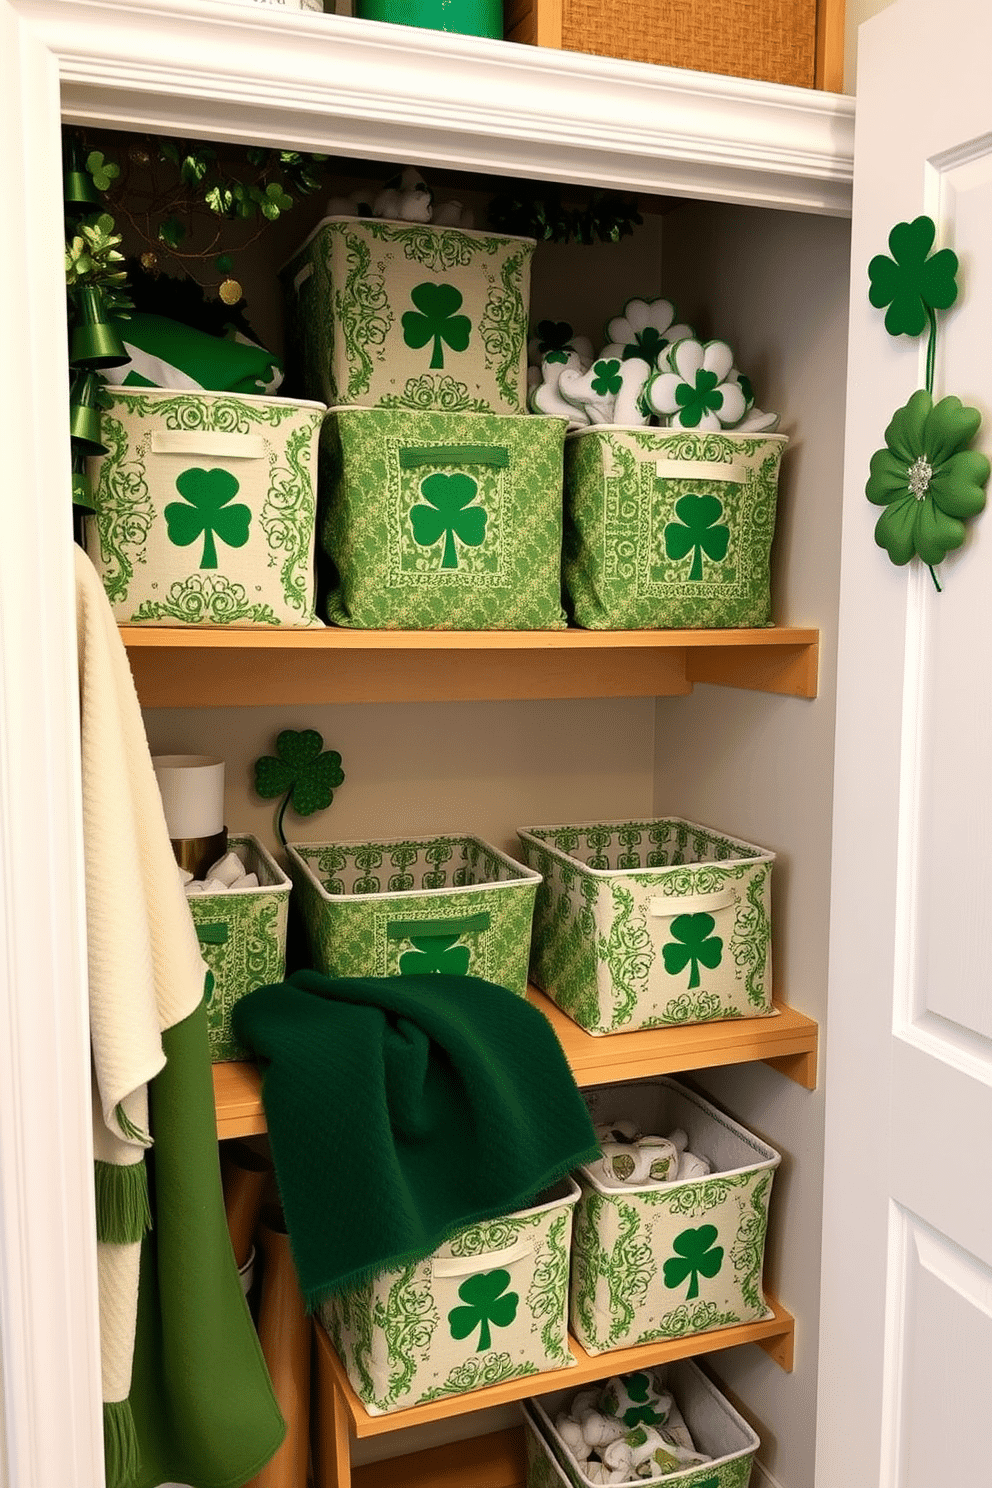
[504,0,845,92]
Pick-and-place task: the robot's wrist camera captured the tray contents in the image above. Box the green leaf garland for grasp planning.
[866,215,987,589]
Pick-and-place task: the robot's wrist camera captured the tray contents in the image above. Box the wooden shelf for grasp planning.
[313,1295,794,1444]
[212,991,817,1138]
[123,626,819,707]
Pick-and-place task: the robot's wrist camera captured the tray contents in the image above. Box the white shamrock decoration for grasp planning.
[601,297,695,366]
[644,338,748,430]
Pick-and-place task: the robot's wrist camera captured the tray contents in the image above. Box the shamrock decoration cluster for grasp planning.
[865,215,989,589]
[254,729,345,847]
[551,1367,717,1481]
[528,299,779,434]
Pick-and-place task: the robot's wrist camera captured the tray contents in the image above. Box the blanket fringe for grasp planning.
[94,1159,152,1245]
[103,1397,140,1488]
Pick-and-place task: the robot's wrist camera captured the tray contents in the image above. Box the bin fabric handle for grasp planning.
[151,431,267,460]
[649,887,737,918]
[398,445,509,471]
[386,911,491,941]
[431,1237,533,1277]
[654,457,748,484]
[195,922,229,945]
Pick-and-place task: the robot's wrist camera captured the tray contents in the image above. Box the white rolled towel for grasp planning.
[578,1409,626,1449]
[205,850,248,887]
[556,1416,592,1461]
[677,1151,712,1181]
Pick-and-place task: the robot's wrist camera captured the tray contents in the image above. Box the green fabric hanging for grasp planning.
[233,970,601,1312]
[126,998,285,1488]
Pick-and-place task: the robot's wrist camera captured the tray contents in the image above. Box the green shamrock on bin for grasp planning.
[662,912,723,989]
[663,1224,724,1300]
[254,728,345,846]
[165,468,251,569]
[399,933,470,976]
[409,472,487,570]
[402,281,471,369]
[868,215,958,339]
[664,495,730,581]
[447,1270,519,1351]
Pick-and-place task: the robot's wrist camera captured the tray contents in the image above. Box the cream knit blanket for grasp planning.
[75,547,207,1485]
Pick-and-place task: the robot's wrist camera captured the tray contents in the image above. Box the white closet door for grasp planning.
[819,1,992,1483]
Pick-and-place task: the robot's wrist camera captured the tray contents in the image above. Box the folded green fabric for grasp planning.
[126,999,285,1488]
[233,971,600,1311]
[106,312,284,395]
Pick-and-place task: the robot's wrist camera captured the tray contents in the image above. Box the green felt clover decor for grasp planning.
[254,729,345,847]
[866,215,989,589]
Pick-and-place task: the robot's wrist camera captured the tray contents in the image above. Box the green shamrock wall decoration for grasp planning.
[866,391,989,571]
[866,215,988,589]
[253,729,345,847]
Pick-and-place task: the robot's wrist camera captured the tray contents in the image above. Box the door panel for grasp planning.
[819,1,992,1483]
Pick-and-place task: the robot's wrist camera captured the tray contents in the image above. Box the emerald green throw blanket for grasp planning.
[233,971,600,1311]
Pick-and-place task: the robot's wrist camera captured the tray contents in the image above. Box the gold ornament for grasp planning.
[140,252,158,272]
[219,278,243,305]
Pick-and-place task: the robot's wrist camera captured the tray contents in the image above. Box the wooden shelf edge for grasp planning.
[123,626,819,707]
[350,1425,526,1488]
[314,1295,795,1439]
[213,993,818,1134]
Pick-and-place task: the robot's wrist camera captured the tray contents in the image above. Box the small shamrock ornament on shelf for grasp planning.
[865,214,988,588]
[254,729,345,847]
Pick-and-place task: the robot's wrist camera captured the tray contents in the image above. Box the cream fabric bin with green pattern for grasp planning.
[318,1178,578,1416]
[186,836,291,1063]
[319,406,568,630]
[281,216,534,414]
[84,387,325,627]
[524,1359,761,1488]
[570,1079,780,1357]
[562,426,788,629]
[286,834,541,996]
[517,817,775,1035]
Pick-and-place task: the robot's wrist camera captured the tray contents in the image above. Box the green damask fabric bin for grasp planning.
[569,1079,779,1356]
[319,407,568,630]
[318,1178,578,1415]
[517,817,775,1035]
[524,1359,760,1488]
[281,216,534,413]
[562,426,788,629]
[84,387,325,627]
[186,836,291,1062]
[286,834,541,995]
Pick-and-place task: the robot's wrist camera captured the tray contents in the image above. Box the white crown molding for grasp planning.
[15,0,854,214]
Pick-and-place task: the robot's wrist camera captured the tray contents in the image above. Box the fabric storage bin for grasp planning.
[187,835,291,1062]
[561,426,788,630]
[569,1077,779,1356]
[286,833,541,995]
[281,216,534,414]
[524,1358,760,1488]
[318,1177,579,1415]
[318,405,568,629]
[84,387,325,627]
[517,817,774,1035]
